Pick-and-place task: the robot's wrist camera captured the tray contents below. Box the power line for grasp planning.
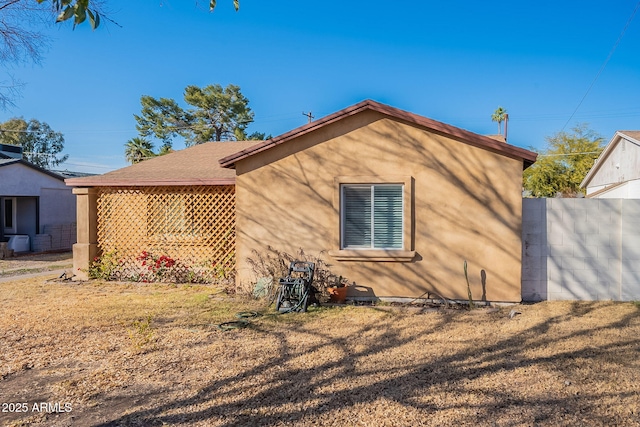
[560,1,640,132]
[22,151,58,158]
[0,128,30,133]
[538,151,601,158]
[0,111,310,135]
[60,162,118,170]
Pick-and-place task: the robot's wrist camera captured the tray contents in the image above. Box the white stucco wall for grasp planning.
[1,163,76,248]
[40,187,76,230]
[1,163,69,196]
[587,136,640,189]
[587,179,640,199]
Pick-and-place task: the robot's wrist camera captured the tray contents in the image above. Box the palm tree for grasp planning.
[124,137,155,164]
[491,107,508,135]
[157,144,173,156]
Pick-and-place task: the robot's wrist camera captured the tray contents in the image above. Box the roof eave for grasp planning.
[585,181,626,198]
[65,177,236,187]
[219,101,372,168]
[0,158,65,181]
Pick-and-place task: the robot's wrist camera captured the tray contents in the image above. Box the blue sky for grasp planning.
[4,1,640,173]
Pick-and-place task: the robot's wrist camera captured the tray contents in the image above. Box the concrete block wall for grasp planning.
[522,198,640,301]
[521,198,547,301]
[621,201,640,300]
[33,234,52,252]
[41,223,77,251]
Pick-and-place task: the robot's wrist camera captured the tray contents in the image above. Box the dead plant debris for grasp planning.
[1,276,639,426]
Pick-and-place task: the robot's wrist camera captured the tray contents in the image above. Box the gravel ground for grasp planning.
[1,277,639,427]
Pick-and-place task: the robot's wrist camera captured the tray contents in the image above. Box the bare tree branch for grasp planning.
[0,75,23,109]
[0,0,49,64]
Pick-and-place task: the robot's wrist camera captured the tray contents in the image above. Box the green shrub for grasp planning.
[88,250,122,280]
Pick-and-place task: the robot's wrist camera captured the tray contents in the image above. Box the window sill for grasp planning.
[328,250,416,262]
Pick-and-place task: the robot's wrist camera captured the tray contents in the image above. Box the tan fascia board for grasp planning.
[218,102,372,168]
[368,101,538,167]
[64,178,236,187]
[219,99,538,169]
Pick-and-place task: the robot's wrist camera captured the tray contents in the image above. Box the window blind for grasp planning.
[342,184,403,249]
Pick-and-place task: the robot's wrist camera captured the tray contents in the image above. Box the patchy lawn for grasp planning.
[0,252,73,278]
[1,276,640,427]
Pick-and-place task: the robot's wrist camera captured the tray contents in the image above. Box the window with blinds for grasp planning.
[341,184,403,249]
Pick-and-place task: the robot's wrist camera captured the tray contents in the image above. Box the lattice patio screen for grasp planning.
[96,185,236,274]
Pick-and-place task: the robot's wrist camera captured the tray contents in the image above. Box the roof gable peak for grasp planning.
[219,99,536,169]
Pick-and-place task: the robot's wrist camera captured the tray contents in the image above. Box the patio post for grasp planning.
[72,187,99,280]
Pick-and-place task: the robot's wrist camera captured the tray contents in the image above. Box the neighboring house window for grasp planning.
[4,197,16,234]
[341,184,403,249]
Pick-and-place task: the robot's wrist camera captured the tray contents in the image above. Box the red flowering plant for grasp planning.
[135,251,206,283]
[88,250,216,284]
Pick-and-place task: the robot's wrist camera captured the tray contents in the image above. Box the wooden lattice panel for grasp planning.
[97,186,236,273]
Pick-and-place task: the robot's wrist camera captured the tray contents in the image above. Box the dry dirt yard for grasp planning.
[0,252,73,278]
[1,275,640,427]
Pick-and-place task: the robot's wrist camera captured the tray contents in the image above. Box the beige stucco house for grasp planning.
[220,100,537,303]
[67,100,536,302]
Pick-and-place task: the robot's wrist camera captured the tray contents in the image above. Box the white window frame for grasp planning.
[330,176,415,262]
[340,184,404,250]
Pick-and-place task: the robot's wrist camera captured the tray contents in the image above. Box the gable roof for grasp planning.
[580,130,640,188]
[219,100,537,169]
[65,141,259,187]
[0,157,66,181]
[585,180,626,198]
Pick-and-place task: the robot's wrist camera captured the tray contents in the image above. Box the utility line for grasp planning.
[560,1,640,132]
[538,151,601,157]
[2,104,638,136]
[60,162,116,170]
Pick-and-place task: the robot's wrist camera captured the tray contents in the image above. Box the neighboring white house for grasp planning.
[581,131,640,198]
[0,144,77,252]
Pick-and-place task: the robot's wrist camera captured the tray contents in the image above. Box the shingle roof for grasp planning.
[52,170,97,179]
[65,141,259,187]
[619,131,640,141]
[219,100,538,169]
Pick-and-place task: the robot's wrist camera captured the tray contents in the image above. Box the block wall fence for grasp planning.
[522,198,640,301]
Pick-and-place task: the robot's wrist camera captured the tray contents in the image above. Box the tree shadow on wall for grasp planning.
[237,116,526,301]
